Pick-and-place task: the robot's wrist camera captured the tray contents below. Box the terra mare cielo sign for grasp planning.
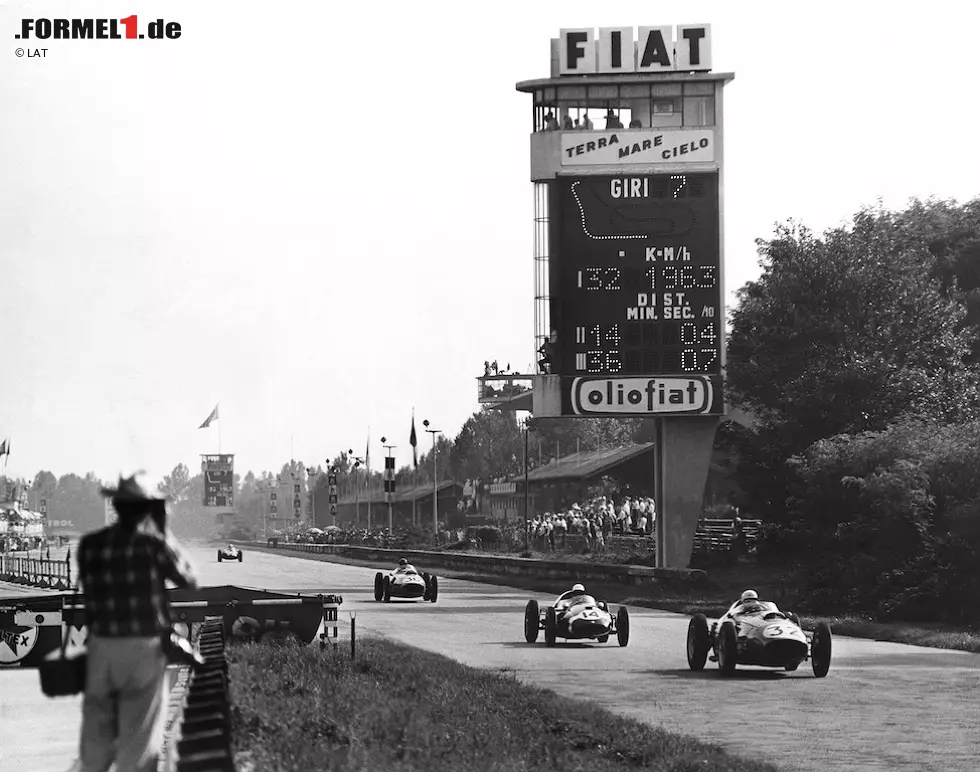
[558,26,712,75]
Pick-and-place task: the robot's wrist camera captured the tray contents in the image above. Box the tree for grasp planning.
[728,217,980,449]
[158,463,192,503]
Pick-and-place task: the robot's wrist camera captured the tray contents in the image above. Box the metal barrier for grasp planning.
[693,518,762,553]
[0,554,73,589]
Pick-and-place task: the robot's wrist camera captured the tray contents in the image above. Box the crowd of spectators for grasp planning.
[525,494,655,552]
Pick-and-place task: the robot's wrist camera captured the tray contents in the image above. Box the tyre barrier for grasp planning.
[174,617,237,772]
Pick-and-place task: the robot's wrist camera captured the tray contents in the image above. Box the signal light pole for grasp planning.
[423,420,441,537]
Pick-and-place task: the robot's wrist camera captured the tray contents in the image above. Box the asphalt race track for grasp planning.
[197,546,980,772]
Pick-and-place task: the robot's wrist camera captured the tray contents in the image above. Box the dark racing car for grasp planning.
[524,584,629,647]
[217,544,243,563]
[373,559,438,603]
[686,591,832,677]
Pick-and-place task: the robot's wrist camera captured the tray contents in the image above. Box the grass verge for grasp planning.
[230,636,778,772]
[240,543,980,654]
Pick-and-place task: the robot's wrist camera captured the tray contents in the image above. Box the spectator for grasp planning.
[78,473,198,772]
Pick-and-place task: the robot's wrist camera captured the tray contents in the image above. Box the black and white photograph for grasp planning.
[1,2,978,771]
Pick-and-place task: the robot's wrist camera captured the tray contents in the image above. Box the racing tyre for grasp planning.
[428,575,439,603]
[524,600,540,643]
[383,575,392,603]
[717,621,738,676]
[374,572,384,602]
[238,552,243,562]
[544,606,558,647]
[217,552,222,562]
[811,622,832,678]
[687,614,710,671]
[616,607,630,647]
[422,572,431,600]
[787,612,801,628]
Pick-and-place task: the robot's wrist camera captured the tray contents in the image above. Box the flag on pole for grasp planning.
[410,411,418,469]
[365,429,371,476]
[198,404,219,429]
[0,438,7,457]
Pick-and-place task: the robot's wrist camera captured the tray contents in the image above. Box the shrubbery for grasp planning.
[759,417,980,624]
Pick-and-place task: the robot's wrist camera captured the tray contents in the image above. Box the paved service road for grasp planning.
[196,546,980,772]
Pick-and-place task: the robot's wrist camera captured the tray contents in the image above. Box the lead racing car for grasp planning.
[524,584,630,647]
[686,590,832,677]
[217,544,243,563]
[373,559,439,603]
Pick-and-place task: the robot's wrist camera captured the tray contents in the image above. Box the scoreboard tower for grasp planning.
[516,25,734,568]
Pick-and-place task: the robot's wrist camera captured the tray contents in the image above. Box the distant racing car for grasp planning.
[686,590,831,677]
[524,584,629,647]
[217,544,243,563]
[374,559,438,603]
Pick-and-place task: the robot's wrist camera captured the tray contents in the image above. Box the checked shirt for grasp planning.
[79,524,198,638]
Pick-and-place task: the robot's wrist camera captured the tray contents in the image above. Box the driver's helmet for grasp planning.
[227,545,234,550]
[398,558,408,566]
[571,583,586,593]
[739,589,758,604]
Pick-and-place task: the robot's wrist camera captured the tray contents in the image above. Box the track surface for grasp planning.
[200,546,979,772]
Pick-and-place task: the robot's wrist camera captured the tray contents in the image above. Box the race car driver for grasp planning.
[556,583,589,608]
[395,557,416,574]
[729,589,775,615]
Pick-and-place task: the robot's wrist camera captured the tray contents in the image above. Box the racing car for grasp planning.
[373,559,438,603]
[217,544,243,563]
[524,584,629,647]
[686,592,831,677]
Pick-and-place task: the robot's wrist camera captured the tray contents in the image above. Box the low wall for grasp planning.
[249,541,708,591]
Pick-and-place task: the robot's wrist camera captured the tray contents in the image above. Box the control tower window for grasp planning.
[532,82,715,131]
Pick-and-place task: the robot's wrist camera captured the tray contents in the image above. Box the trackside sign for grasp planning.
[569,376,721,416]
[559,26,712,74]
[561,129,714,166]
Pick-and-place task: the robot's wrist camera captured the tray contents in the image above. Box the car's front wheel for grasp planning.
[717,621,738,676]
[811,622,832,678]
[687,614,710,671]
[383,575,392,603]
[524,600,540,643]
[374,572,384,602]
[237,552,243,562]
[428,575,438,603]
[544,607,558,647]
[616,607,630,647]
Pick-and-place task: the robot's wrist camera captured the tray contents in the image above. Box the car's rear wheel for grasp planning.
[811,622,832,678]
[717,621,737,675]
[687,614,710,671]
[374,572,384,602]
[544,607,558,647]
[383,575,392,603]
[524,600,540,643]
[428,575,438,603]
[616,607,630,647]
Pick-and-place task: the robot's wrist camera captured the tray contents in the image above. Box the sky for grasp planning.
[1,1,979,487]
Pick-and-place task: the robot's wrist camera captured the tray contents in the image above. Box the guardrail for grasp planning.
[0,554,74,589]
[692,518,762,554]
[249,541,707,590]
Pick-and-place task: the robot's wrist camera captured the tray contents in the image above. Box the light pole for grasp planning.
[381,437,397,532]
[423,420,442,536]
[348,450,364,528]
[306,466,318,529]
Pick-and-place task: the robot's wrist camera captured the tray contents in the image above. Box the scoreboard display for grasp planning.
[555,173,722,378]
[202,454,234,508]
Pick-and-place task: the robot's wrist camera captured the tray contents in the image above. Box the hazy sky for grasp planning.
[1,1,978,486]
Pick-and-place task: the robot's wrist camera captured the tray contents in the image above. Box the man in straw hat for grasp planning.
[77,472,198,772]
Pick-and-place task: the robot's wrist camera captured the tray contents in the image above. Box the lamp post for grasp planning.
[306,466,318,528]
[423,420,442,536]
[381,437,397,532]
[348,450,364,528]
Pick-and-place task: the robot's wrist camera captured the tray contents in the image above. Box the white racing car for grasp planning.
[374,559,438,603]
[686,590,832,677]
[217,544,243,563]
[524,584,629,647]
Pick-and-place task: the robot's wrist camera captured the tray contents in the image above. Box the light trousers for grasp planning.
[79,635,167,772]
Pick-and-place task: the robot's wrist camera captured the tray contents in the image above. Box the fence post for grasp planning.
[350,613,356,661]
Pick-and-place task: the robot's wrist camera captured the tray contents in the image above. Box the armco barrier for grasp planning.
[249,541,707,590]
[0,554,74,589]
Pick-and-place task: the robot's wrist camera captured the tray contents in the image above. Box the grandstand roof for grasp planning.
[521,443,657,484]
